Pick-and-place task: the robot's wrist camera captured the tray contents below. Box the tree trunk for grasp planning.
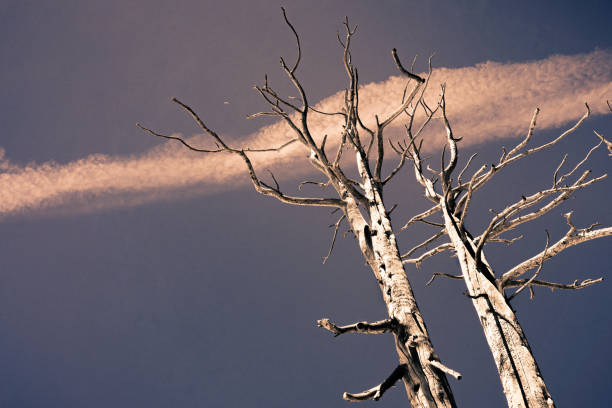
[339,156,457,407]
[441,202,555,408]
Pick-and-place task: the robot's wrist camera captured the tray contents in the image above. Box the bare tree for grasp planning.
[399,82,611,406]
[137,8,611,408]
[139,10,458,408]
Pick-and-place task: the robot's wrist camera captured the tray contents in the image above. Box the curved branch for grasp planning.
[280,7,301,74]
[426,272,463,286]
[137,123,223,153]
[323,215,346,264]
[400,204,441,231]
[343,364,407,402]
[392,48,425,83]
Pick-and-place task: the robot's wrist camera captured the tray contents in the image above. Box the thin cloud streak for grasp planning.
[1,50,610,219]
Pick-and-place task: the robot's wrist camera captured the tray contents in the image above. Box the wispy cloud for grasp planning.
[1,50,610,219]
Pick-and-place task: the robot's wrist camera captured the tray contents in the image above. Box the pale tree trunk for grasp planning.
[401,99,610,407]
[441,202,554,408]
[336,156,457,407]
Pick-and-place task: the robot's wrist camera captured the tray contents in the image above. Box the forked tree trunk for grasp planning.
[441,202,555,408]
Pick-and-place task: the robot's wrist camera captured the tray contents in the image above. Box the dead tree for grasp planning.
[398,81,611,406]
[138,10,459,408]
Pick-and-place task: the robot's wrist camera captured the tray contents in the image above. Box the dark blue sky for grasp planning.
[0,1,611,407]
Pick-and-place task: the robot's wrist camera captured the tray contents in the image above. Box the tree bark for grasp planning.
[339,154,457,407]
[441,201,555,408]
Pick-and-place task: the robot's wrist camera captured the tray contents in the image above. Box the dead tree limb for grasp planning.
[317,318,397,336]
[343,365,407,402]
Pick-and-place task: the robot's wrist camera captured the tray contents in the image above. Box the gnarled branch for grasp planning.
[317,318,397,336]
[343,364,407,402]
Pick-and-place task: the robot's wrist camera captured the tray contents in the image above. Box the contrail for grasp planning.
[1,50,610,219]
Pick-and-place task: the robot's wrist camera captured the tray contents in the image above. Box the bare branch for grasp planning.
[503,277,603,291]
[457,153,478,186]
[507,231,550,301]
[256,169,346,208]
[145,98,346,210]
[136,123,223,153]
[426,272,464,286]
[317,318,396,336]
[392,48,425,83]
[383,76,440,187]
[298,180,330,191]
[139,120,297,154]
[406,119,443,202]
[418,219,444,228]
[487,235,524,246]
[594,129,612,156]
[382,145,410,185]
[473,105,590,192]
[280,7,301,74]
[323,215,346,264]
[506,108,540,158]
[401,229,445,259]
[308,106,346,117]
[246,111,281,119]
[440,85,461,191]
[170,97,235,149]
[258,85,302,112]
[428,359,462,380]
[343,364,407,402]
[500,219,612,287]
[477,170,607,252]
[404,243,454,267]
[556,140,603,186]
[457,164,488,226]
[488,171,607,239]
[552,154,568,187]
[375,71,422,180]
[266,169,280,191]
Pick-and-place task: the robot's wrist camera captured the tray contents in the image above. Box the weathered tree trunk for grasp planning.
[441,202,554,408]
[338,156,456,407]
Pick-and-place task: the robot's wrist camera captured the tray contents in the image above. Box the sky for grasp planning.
[0,1,611,407]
